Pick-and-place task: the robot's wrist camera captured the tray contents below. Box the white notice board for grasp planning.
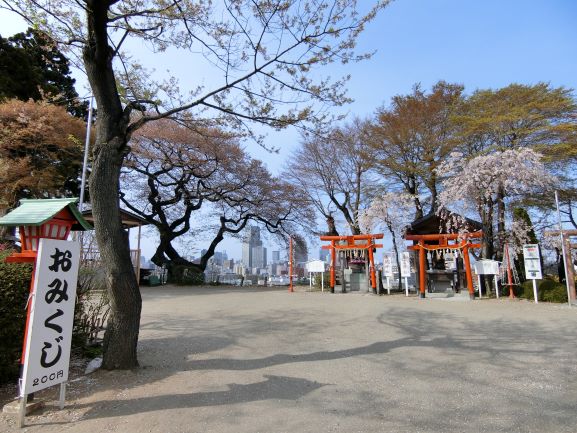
[306,260,325,273]
[474,260,500,275]
[522,244,542,280]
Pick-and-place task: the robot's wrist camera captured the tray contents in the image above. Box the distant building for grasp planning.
[319,248,330,262]
[272,250,280,263]
[242,226,267,270]
[233,263,246,276]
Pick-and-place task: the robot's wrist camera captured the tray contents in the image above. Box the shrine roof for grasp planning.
[0,198,92,230]
[405,210,482,235]
[81,207,151,228]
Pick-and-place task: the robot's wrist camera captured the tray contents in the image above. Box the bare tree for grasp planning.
[285,118,375,235]
[121,118,314,280]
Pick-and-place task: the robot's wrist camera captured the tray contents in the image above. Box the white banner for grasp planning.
[400,252,411,277]
[21,239,80,395]
[383,253,393,277]
[523,244,542,280]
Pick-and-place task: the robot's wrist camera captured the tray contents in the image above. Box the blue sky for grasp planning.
[2,1,576,261]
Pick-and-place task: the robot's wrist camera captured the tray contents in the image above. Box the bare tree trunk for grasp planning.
[84,1,141,369]
[481,199,494,260]
[90,145,141,369]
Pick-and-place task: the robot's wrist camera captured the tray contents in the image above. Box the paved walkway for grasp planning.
[2,285,576,432]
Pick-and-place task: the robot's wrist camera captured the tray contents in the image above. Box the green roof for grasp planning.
[0,198,92,230]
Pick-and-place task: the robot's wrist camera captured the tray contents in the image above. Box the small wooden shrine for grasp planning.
[404,212,482,299]
[320,234,384,293]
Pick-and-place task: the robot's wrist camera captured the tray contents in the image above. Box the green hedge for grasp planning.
[517,278,570,303]
[0,248,32,384]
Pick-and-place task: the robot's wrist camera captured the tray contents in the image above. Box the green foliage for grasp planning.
[518,278,570,303]
[0,248,32,384]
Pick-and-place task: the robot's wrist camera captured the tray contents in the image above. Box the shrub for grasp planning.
[519,278,570,303]
[0,248,32,384]
[313,272,331,291]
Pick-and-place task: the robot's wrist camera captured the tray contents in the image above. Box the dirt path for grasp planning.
[2,285,576,432]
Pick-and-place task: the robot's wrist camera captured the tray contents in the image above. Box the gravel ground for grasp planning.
[1,285,576,433]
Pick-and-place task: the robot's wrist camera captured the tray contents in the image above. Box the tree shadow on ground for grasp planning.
[76,374,327,419]
[19,295,577,430]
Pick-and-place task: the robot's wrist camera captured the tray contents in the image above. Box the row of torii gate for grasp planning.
[319,215,484,299]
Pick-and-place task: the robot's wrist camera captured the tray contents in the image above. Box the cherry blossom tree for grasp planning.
[359,192,415,289]
[285,118,375,236]
[437,148,557,258]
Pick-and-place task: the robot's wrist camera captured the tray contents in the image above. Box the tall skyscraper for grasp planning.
[242,226,267,270]
[272,250,280,263]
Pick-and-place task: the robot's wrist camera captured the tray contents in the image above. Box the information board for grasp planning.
[306,260,325,273]
[474,260,500,275]
[522,244,542,280]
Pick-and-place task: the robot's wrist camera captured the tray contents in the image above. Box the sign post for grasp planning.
[400,252,411,296]
[474,260,500,299]
[383,253,393,295]
[306,260,326,292]
[19,239,80,426]
[522,244,542,304]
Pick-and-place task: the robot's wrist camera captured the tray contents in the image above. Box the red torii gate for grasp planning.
[320,234,384,293]
[405,231,483,299]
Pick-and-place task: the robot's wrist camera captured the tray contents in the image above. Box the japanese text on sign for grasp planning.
[21,240,80,395]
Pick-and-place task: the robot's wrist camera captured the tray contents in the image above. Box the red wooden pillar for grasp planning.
[368,245,376,291]
[330,241,336,293]
[419,241,426,298]
[462,244,475,300]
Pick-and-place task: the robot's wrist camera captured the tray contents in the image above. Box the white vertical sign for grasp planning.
[400,252,411,277]
[21,239,80,395]
[522,244,542,304]
[383,253,393,277]
[522,244,542,280]
[400,252,411,296]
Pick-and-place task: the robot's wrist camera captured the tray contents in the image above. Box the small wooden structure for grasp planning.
[0,198,92,263]
[404,212,482,299]
[320,234,384,293]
